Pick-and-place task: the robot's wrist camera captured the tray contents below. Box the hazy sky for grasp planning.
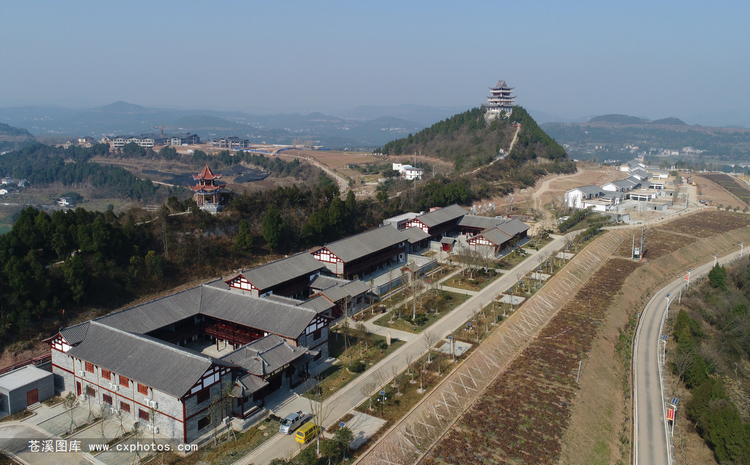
[2,1,748,122]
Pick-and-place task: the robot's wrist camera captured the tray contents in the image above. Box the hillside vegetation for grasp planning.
[378,106,574,199]
[672,260,750,463]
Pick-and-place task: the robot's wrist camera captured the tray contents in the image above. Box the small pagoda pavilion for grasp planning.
[485,79,515,120]
[191,164,226,213]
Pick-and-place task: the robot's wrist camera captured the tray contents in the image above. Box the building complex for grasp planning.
[45,203,529,442]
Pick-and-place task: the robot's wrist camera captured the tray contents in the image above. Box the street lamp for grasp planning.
[665,293,671,320]
[713,254,718,267]
[741,242,744,259]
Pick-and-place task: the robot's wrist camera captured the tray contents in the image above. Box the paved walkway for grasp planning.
[238,232,575,464]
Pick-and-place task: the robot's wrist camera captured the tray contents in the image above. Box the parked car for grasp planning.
[279,411,313,435]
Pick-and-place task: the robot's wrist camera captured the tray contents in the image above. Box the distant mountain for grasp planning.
[341,104,468,126]
[0,122,34,152]
[649,117,687,126]
[541,114,750,162]
[0,102,426,148]
[589,114,647,124]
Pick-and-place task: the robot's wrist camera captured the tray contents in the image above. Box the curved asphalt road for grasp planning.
[633,247,743,464]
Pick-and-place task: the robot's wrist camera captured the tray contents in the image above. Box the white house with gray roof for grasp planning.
[564,185,605,209]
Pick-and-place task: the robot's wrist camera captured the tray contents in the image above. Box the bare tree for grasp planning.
[405,352,414,380]
[356,322,371,352]
[360,381,377,411]
[63,392,78,434]
[97,404,111,443]
[423,331,439,363]
[673,351,696,382]
[131,421,144,463]
[307,382,335,455]
[390,364,402,396]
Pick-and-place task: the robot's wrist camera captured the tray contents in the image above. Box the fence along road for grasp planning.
[356,230,626,465]
[633,248,743,465]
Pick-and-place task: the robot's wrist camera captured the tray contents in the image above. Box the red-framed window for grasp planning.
[120,402,130,413]
[119,375,129,388]
[103,394,112,405]
[138,409,149,421]
[101,369,112,381]
[137,383,149,395]
[85,362,95,373]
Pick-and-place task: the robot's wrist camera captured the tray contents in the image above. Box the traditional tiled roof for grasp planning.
[193,164,222,181]
[493,218,530,237]
[199,286,318,339]
[220,335,310,377]
[399,227,430,244]
[321,226,404,263]
[228,253,324,292]
[409,204,466,228]
[67,321,237,398]
[477,227,513,246]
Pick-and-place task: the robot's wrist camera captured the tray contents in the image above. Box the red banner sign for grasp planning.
[667,408,675,421]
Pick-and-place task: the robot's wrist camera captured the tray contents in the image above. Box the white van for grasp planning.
[279,411,313,435]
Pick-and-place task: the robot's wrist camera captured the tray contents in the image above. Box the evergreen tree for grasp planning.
[262,205,283,252]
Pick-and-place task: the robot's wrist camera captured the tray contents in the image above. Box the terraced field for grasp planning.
[702,173,750,207]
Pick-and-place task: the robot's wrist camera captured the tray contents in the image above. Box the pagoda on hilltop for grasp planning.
[485,79,515,120]
[191,163,226,213]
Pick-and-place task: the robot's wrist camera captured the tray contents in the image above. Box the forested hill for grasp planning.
[0,143,159,200]
[0,122,34,152]
[380,106,568,173]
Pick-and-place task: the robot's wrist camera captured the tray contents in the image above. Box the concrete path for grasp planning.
[0,423,105,465]
[237,232,576,465]
[633,248,742,465]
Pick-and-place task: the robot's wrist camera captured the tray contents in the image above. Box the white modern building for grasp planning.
[392,163,424,180]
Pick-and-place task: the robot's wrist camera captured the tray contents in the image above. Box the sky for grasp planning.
[1,0,749,123]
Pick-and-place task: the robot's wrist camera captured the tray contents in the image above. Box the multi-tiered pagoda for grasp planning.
[485,80,515,120]
[191,164,226,213]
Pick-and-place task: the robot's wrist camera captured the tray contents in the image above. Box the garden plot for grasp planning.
[498,295,526,305]
[437,340,472,358]
[529,271,551,281]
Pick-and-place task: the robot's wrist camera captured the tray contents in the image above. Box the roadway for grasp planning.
[240,233,575,464]
[633,247,743,465]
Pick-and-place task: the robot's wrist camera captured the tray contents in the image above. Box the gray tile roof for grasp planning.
[309,275,349,291]
[410,204,466,228]
[478,227,512,245]
[94,286,201,334]
[67,321,236,398]
[399,227,430,244]
[231,253,324,291]
[220,335,309,377]
[323,226,405,263]
[299,296,335,314]
[572,185,604,196]
[493,218,530,237]
[60,321,90,345]
[200,286,317,339]
[458,215,505,230]
[233,374,269,397]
